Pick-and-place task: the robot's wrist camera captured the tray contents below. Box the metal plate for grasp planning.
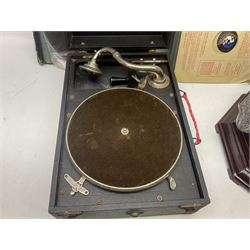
[66,88,182,192]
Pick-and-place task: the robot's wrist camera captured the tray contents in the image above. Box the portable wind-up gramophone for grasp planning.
[35,32,210,218]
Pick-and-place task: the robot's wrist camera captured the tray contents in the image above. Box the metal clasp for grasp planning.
[167,175,177,191]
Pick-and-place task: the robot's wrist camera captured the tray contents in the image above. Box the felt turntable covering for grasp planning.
[66,88,182,192]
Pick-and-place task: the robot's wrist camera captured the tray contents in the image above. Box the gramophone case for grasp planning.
[45,32,210,218]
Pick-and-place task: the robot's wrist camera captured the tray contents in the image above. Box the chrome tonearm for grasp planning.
[79,47,170,89]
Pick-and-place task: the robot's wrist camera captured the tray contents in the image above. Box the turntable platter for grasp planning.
[66,88,182,192]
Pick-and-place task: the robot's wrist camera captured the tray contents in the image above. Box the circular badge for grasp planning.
[217,31,238,53]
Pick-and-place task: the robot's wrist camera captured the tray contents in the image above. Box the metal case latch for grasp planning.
[167,175,177,190]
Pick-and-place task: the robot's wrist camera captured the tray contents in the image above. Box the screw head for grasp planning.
[157,194,163,202]
[59,188,65,195]
[69,94,75,100]
[121,128,129,135]
[96,197,103,205]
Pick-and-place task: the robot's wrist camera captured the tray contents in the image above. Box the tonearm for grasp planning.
[79,47,170,89]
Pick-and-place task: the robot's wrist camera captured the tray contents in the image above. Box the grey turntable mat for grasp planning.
[66,88,182,191]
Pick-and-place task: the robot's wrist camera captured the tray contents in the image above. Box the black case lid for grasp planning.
[45,32,176,52]
[34,32,181,68]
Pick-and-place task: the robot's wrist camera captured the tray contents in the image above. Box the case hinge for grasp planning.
[62,211,83,218]
[180,203,203,214]
[127,209,144,217]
